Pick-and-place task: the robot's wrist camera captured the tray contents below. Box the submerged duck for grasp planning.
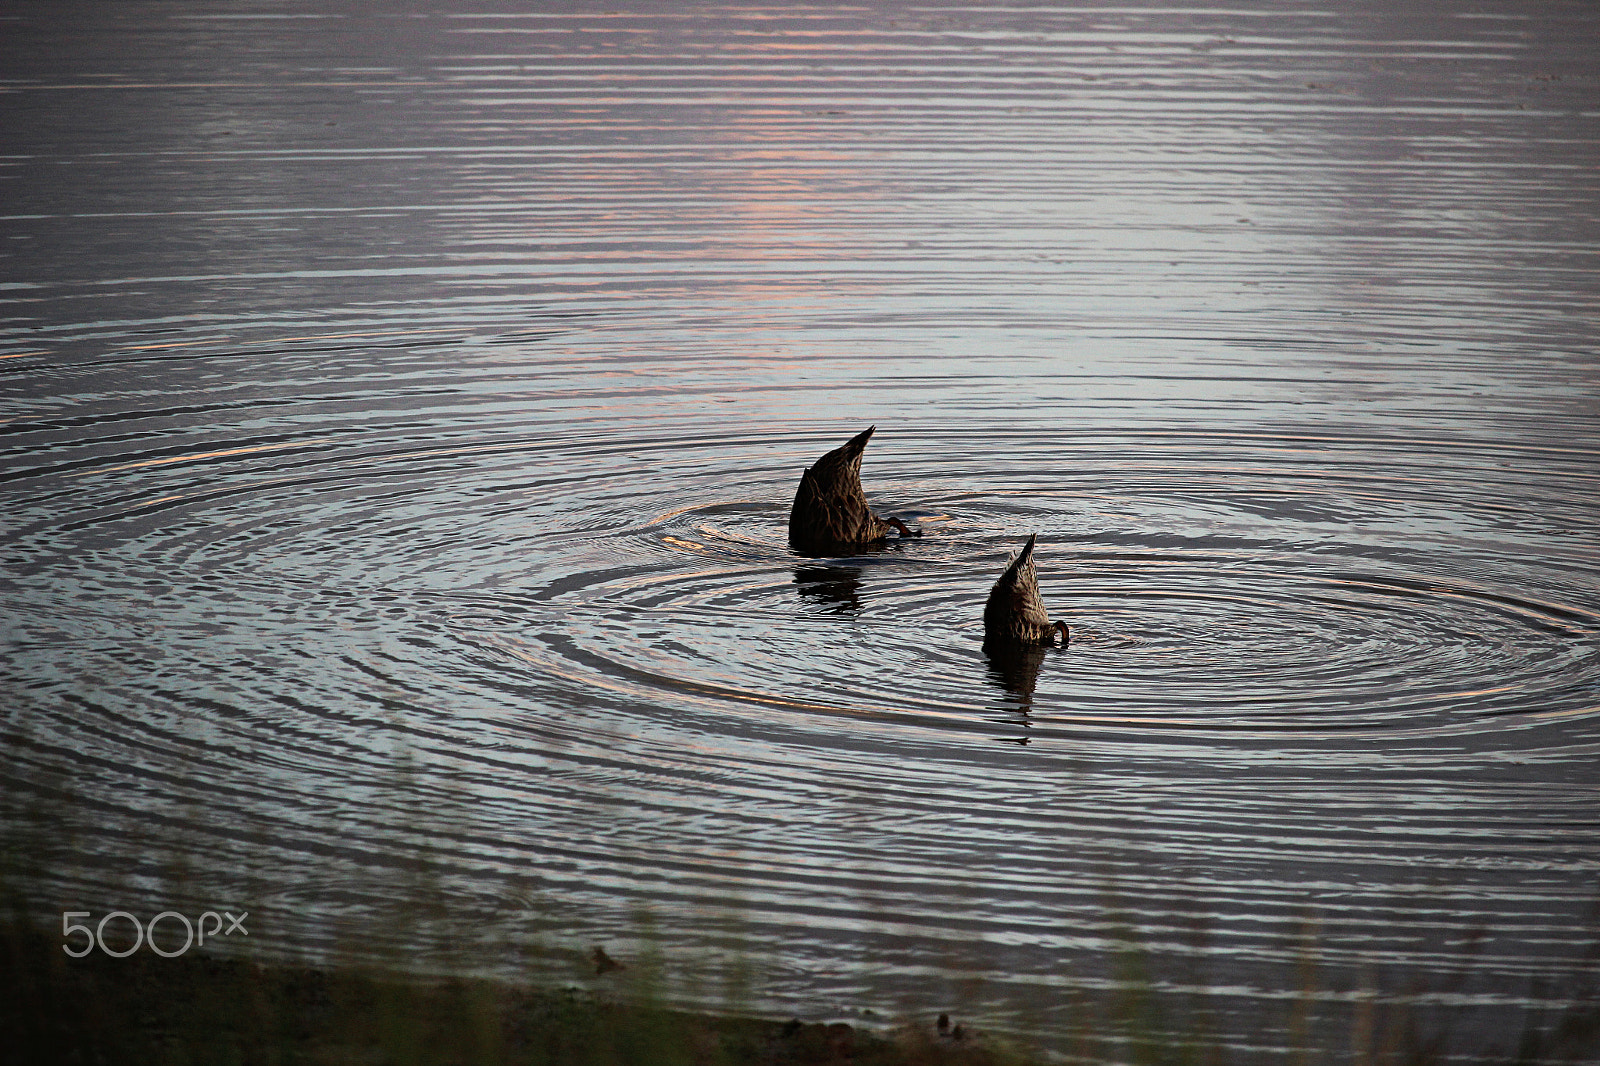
[788,426,919,553]
[984,533,1068,644]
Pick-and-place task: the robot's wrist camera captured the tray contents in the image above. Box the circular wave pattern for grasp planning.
[11,421,1594,755]
[321,430,1595,750]
[491,540,1599,733]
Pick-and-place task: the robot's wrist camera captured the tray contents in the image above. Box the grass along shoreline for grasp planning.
[1,918,1027,1065]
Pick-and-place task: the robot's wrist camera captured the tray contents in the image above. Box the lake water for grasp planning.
[3,1,1597,1060]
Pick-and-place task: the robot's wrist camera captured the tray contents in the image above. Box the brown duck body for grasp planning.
[984,534,1068,644]
[789,427,913,553]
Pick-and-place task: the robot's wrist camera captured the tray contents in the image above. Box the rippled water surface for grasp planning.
[4,1,1598,1059]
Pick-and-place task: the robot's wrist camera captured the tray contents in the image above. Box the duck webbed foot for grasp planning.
[885,516,922,539]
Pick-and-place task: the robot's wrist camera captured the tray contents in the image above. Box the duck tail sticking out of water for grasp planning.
[788,426,920,553]
[984,533,1069,645]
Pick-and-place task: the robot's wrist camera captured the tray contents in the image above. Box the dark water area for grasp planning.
[3,2,1598,1060]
